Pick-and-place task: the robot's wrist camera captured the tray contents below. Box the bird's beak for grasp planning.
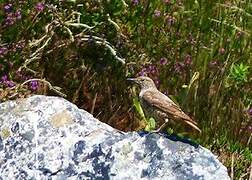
[127,78,139,85]
[126,78,137,82]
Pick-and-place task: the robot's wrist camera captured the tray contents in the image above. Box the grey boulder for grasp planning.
[0,95,230,179]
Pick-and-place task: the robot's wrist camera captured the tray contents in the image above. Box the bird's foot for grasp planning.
[149,119,169,134]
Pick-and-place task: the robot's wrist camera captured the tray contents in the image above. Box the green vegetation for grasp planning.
[0,0,251,178]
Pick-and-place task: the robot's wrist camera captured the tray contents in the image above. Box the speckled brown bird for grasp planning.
[127,76,201,133]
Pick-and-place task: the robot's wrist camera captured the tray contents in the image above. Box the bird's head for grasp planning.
[127,76,156,90]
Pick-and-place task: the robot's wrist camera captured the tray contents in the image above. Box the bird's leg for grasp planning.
[151,118,169,133]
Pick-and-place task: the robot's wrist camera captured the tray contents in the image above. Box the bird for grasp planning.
[127,76,201,133]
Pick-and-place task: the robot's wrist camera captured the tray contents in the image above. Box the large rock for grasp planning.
[0,95,230,179]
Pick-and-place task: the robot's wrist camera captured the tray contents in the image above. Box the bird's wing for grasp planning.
[142,90,201,132]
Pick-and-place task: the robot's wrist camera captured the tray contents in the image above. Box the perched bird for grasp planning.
[127,76,201,133]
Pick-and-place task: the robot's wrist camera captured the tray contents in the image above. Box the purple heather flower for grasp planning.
[138,71,146,76]
[1,75,8,82]
[6,80,15,87]
[5,13,15,26]
[35,2,45,12]
[138,67,146,76]
[0,47,8,55]
[209,60,218,66]
[132,0,139,6]
[174,62,184,74]
[219,48,225,55]
[176,32,181,38]
[0,75,15,87]
[29,80,39,91]
[4,4,12,13]
[184,54,192,65]
[160,57,168,65]
[154,10,161,17]
[209,60,220,69]
[248,126,252,132]
[248,108,252,116]
[166,16,176,26]
[15,41,25,49]
[146,65,158,74]
[15,10,22,19]
[151,69,157,74]
[163,0,171,4]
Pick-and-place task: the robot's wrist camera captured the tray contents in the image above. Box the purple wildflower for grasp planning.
[0,47,8,56]
[6,81,15,87]
[209,60,220,69]
[187,33,196,45]
[160,57,168,65]
[138,67,147,76]
[166,16,176,26]
[176,32,181,38]
[1,75,8,82]
[154,10,161,17]
[132,0,139,6]
[138,71,145,76]
[15,10,22,20]
[163,0,171,4]
[15,40,26,49]
[5,13,15,26]
[0,75,15,88]
[248,126,252,132]
[174,62,185,74]
[4,4,12,13]
[35,2,45,12]
[248,108,252,116]
[29,80,39,91]
[184,54,192,65]
[147,65,158,74]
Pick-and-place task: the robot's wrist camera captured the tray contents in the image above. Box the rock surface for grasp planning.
[0,95,230,179]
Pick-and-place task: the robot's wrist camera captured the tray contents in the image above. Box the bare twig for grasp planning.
[19,21,58,72]
[29,35,53,58]
[29,21,55,48]
[107,14,120,31]
[65,22,94,30]
[121,0,128,7]
[91,93,98,115]
[79,36,125,64]
[231,153,234,180]
[107,14,127,39]
[20,78,67,97]
[108,105,121,125]
[63,26,74,42]
[247,133,252,146]
[249,163,252,180]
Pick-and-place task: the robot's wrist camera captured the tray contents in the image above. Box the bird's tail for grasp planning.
[182,118,201,133]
